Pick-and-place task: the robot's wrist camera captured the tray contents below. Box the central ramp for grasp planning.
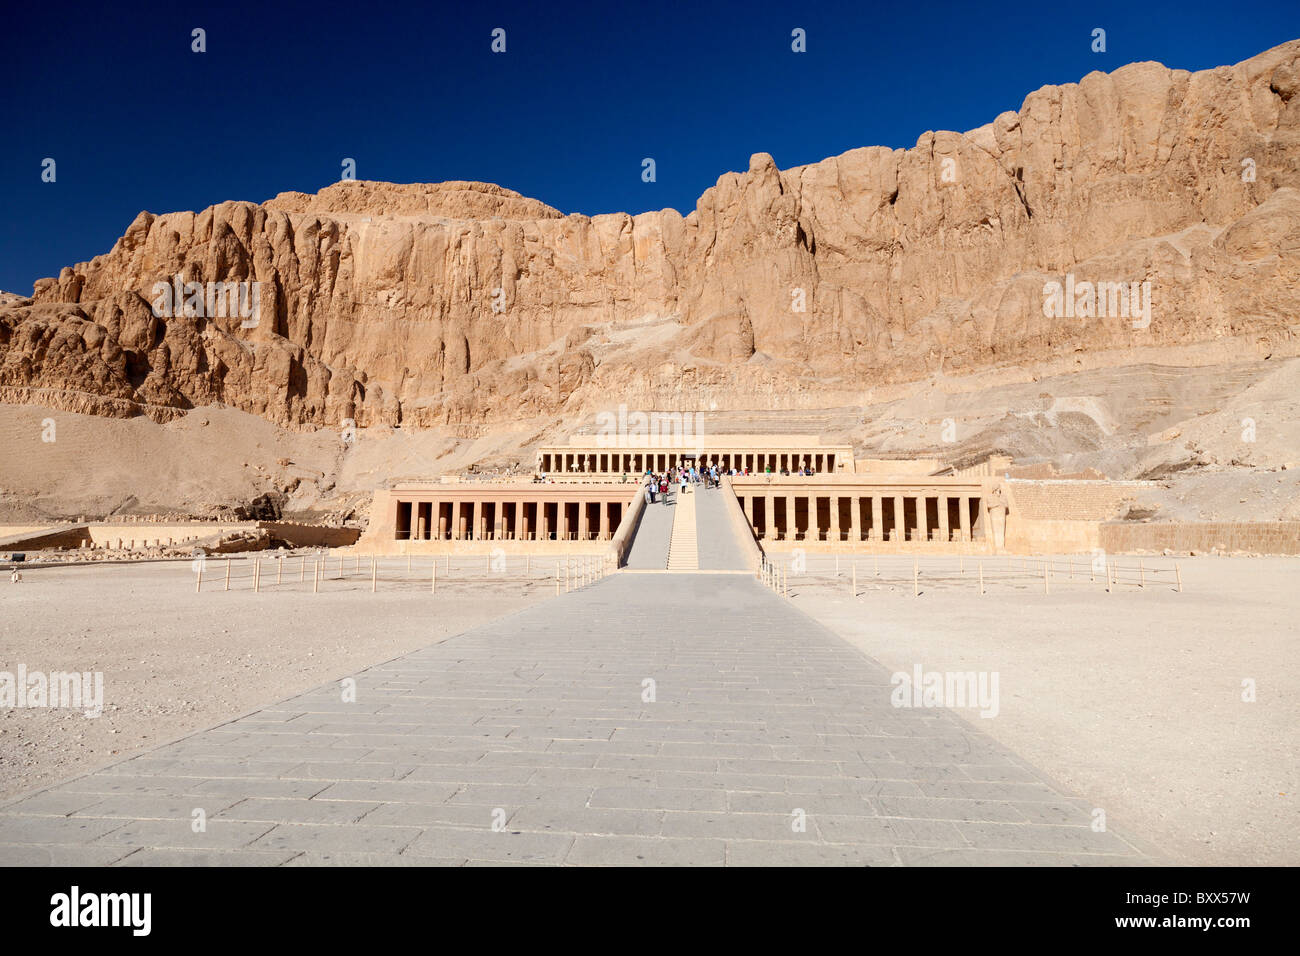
[624,483,756,573]
[666,489,699,570]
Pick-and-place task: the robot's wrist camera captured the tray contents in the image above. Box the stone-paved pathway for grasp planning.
[695,485,751,571]
[0,574,1149,866]
[623,489,674,570]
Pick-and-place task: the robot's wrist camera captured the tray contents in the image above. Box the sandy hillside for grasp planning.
[3,355,1298,525]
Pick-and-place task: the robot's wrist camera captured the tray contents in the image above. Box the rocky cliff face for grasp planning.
[2,41,1298,430]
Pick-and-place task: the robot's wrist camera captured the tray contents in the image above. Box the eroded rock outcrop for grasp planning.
[2,41,1298,429]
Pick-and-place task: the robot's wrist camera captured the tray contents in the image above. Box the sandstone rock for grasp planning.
[2,42,1298,430]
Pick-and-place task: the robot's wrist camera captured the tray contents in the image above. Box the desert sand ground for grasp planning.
[3,551,1293,866]
[0,554,565,801]
[783,554,1299,865]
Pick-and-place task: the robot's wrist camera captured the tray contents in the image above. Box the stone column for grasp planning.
[438,503,449,539]
[578,500,590,541]
[938,495,950,543]
[785,493,797,540]
[539,503,550,541]
[599,499,610,539]
[829,496,840,543]
[959,496,971,542]
[516,499,528,540]
[918,496,929,542]
[850,495,861,543]
[988,498,1006,548]
[893,494,905,541]
[764,492,774,540]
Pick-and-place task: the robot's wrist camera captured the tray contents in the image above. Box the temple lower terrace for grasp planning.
[731,476,995,548]
[370,482,632,548]
[356,434,1300,560]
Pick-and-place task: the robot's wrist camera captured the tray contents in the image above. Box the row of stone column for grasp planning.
[395,499,620,542]
[88,536,193,549]
[538,451,836,474]
[741,493,982,542]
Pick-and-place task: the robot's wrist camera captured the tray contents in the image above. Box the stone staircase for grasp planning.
[666,488,700,571]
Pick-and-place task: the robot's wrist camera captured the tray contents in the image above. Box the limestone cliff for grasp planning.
[2,41,1298,429]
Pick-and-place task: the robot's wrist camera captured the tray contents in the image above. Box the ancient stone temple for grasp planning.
[350,425,1300,560]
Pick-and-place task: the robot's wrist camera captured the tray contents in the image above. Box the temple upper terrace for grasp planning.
[536,434,856,476]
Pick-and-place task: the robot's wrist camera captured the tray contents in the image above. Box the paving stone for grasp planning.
[875,796,1030,823]
[0,844,136,866]
[726,791,878,816]
[112,848,300,867]
[216,798,382,825]
[896,846,1144,867]
[0,791,106,816]
[659,810,802,841]
[404,828,574,863]
[0,815,127,845]
[73,794,242,820]
[507,806,666,837]
[566,835,727,866]
[814,815,967,847]
[249,823,422,854]
[589,787,727,812]
[283,851,467,867]
[956,821,1141,855]
[725,841,899,867]
[308,780,460,804]
[93,819,274,849]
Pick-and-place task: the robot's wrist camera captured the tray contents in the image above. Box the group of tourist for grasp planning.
[642,462,736,505]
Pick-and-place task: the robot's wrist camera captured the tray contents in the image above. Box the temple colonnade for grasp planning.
[537,445,853,476]
[730,479,990,544]
[387,488,629,542]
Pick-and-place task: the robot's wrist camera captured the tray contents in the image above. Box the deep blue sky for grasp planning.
[0,0,1295,293]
